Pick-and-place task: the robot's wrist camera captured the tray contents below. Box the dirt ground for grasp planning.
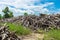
[21,33,44,40]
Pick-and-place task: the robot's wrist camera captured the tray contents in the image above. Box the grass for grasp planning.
[7,23,31,35]
[44,29,60,40]
[36,29,44,34]
[0,22,4,25]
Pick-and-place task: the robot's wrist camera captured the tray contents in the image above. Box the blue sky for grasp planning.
[0,0,60,16]
[42,0,60,9]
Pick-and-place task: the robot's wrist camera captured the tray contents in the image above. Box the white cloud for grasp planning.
[0,0,54,16]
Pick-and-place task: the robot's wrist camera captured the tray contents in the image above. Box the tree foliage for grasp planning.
[9,11,14,17]
[2,7,14,18]
[24,12,28,16]
[0,14,2,19]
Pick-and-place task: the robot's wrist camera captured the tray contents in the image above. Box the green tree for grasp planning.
[24,12,28,16]
[9,11,14,17]
[2,7,13,18]
[3,13,10,18]
[0,14,2,19]
[2,7,9,13]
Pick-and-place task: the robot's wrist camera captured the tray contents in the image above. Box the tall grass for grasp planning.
[44,29,60,40]
[8,23,31,35]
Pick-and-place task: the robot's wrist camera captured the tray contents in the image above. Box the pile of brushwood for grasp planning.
[1,14,60,31]
[0,23,20,40]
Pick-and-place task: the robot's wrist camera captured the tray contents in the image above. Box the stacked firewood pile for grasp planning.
[0,23,20,40]
[15,14,60,31]
[1,14,60,31]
